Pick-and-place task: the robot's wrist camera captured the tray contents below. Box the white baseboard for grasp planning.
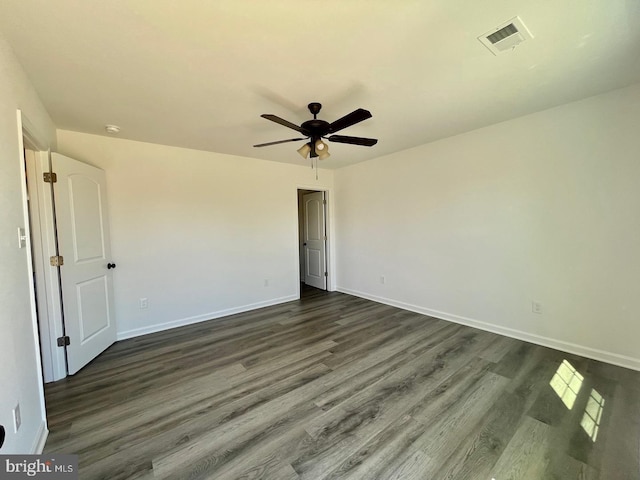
[117,295,299,341]
[31,421,48,454]
[337,287,640,372]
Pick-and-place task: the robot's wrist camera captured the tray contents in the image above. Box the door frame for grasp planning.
[20,110,67,383]
[296,186,335,297]
[16,110,52,440]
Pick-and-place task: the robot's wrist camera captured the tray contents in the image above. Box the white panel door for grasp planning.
[52,153,116,375]
[303,191,327,290]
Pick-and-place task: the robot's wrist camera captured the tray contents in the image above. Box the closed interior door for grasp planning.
[303,191,327,290]
[52,153,117,375]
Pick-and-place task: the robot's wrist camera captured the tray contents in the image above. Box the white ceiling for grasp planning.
[1,0,639,169]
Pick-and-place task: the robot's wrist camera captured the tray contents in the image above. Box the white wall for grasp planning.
[0,34,56,452]
[56,131,333,339]
[335,82,640,370]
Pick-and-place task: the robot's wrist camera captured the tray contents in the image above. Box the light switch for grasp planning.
[17,227,27,248]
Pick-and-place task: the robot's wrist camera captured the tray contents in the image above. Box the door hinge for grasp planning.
[57,336,70,347]
[324,271,328,277]
[43,172,57,183]
[323,200,327,205]
[50,255,64,267]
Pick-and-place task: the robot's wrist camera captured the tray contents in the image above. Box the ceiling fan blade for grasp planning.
[253,138,306,147]
[260,114,308,134]
[328,108,372,133]
[327,135,378,147]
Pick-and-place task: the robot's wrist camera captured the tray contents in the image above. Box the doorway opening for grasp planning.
[298,189,328,292]
[18,111,68,385]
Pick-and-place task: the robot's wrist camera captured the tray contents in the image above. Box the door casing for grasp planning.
[16,109,58,435]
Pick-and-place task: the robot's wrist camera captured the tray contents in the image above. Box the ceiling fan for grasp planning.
[253,102,378,160]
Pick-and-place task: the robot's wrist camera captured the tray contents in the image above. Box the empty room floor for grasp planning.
[44,288,640,479]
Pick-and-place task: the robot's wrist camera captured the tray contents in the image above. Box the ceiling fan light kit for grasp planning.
[318,148,330,161]
[254,102,377,160]
[297,143,311,159]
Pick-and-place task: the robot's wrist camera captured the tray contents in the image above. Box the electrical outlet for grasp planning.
[380,275,385,284]
[532,301,542,314]
[139,298,148,309]
[13,404,21,432]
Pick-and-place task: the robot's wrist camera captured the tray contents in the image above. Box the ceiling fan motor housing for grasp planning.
[301,119,331,137]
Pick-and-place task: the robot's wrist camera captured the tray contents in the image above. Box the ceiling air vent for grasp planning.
[478,16,533,55]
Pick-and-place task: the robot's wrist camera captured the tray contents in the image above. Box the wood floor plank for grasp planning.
[427,390,526,479]
[319,416,427,480]
[489,416,552,480]
[322,318,450,370]
[150,329,444,477]
[80,361,332,467]
[42,286,640,480]
[207,428,310,480]
[477,334,519,362]
[292,339,510,479]
[374,369,509,480]
[314,323,457,409]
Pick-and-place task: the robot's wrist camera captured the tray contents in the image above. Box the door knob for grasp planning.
[107,263,116,269]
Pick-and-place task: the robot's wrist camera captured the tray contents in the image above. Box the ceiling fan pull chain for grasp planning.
[315,157,318,180]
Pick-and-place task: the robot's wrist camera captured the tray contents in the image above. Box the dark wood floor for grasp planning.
[44,286,640,479]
